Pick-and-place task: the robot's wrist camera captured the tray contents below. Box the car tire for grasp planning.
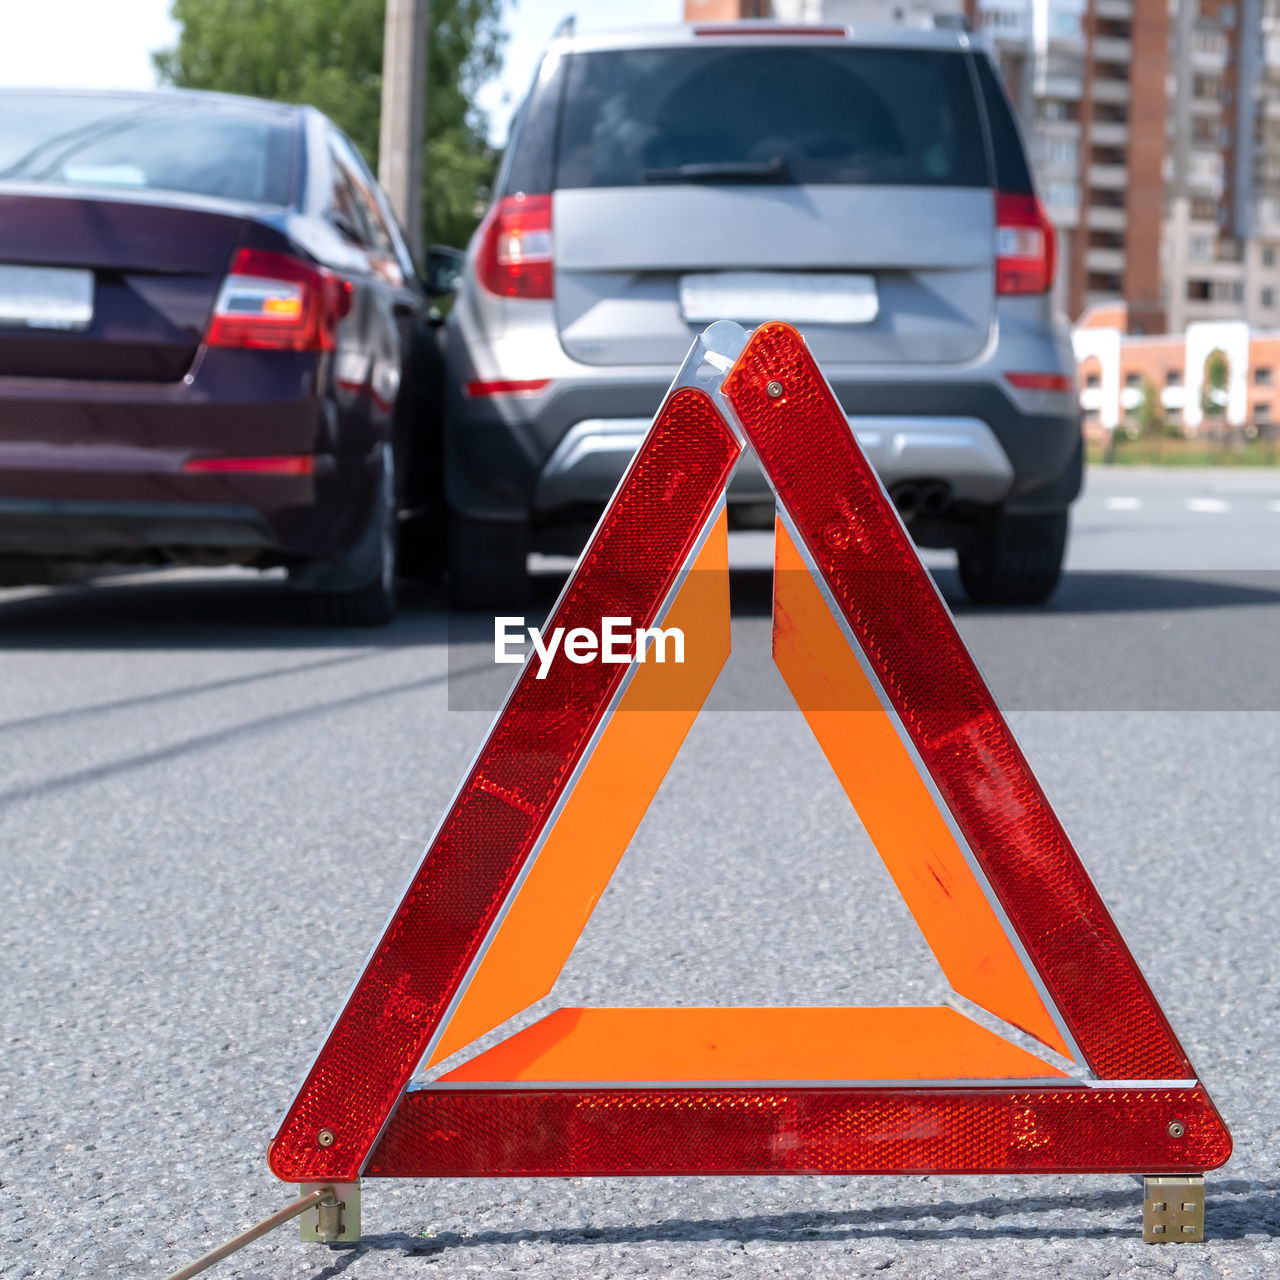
[957,509,1068,606]
[398,507,446,583]
[395,322,447,584]
[447,512,530,612]
[300,446,398,626]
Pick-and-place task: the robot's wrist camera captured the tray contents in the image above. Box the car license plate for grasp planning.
[679,271,878,326]
[0,265,94,331]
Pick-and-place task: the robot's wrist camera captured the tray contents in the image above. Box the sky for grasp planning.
[0,0,683,145]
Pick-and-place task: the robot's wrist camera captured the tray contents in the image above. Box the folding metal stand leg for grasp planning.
[1143,1175,1205,1242]
[299,1182,361,1243]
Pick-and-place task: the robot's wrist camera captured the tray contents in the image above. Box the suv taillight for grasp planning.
[206,249,352,351]
[995,193,1056,296]
[476,194,554,299]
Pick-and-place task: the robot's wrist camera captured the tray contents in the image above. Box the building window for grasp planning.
[1264,246,1276,267]
[1257,402,1273,423]
[1040,138,1078,169]
[1125,372,1142,387]
[1221,3,1236,24]
[1166,369,1183,386]
[1085,372,1101,388]
[1263,287,1276,308]
[1257,367,1274,386]
[1045,181,1079,208]
[1190,236,1214,261]
[1212,280,1244,302]
[1188,280,1212,300]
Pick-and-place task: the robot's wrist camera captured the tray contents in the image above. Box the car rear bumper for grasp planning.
[0,497,276,556]
[0,350,381,564]
[535,414,1017,511]
[446,367,1083,526]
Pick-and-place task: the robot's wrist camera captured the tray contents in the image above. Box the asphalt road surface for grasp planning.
[5,465,1280,1279]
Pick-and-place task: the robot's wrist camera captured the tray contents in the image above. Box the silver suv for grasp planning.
[443,21,1081,608]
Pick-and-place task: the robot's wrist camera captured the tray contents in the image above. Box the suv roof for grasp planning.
[548,20,974,56]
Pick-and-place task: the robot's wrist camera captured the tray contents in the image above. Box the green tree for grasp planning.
[1134,376,1164,439]
[1201,348,1229,421]
[154,0,506,249]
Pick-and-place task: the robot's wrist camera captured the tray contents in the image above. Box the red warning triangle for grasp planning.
[268,322,1230,1184]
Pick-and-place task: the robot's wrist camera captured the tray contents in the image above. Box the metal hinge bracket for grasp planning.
[299,1182,361,1243]
[1143,1175,1205,1242]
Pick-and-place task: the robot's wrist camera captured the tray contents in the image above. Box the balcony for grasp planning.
[1090,119,1129,146]
[1257,197,1280,236]
[1191,34,1230,70]
[1088,204,1128,230]
[1091,79,1130,104]
[1093,36,1132,61]
[1088,162,1129,187]
[1086,246,1127,272]
[1095,0,1132,16]
[1035,73,1084,100]
[1188,150,1225,195]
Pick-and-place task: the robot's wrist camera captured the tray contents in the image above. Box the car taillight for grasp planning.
[995,193,1056,296]
[476,194,553,299]
[206,248,353,351]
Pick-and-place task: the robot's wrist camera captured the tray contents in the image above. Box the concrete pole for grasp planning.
[378,0,429,259]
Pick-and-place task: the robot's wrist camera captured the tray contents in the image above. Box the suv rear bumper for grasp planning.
[536,413,1016,511]
[446,369,1083,528]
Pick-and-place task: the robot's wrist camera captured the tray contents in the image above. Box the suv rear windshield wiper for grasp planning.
[643,158,788,183]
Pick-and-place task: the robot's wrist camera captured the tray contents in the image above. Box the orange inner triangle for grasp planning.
[423,511,1074,1086]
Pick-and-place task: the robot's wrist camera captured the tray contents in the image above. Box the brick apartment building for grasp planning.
[683,0,1280,334]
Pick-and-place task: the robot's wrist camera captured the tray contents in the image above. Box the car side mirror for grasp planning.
[424,245,465,298]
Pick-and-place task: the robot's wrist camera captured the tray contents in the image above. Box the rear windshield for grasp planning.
[555,46,988,190]
[0,92,296,206]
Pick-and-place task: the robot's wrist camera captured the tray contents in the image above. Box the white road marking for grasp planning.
[1186,497,1231,514]
[1105,496,1142,511]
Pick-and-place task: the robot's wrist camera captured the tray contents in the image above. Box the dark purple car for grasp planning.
[0,87,445,623]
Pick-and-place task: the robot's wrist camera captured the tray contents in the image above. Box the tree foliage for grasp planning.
[1202,348,1229,419]
[1134,376,1164,439]
[154,0,506,249]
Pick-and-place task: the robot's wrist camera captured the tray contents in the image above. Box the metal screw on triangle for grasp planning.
[766,380,784,398]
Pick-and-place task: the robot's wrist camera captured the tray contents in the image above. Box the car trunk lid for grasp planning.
[0,190,263,381]
[554,184,994,367]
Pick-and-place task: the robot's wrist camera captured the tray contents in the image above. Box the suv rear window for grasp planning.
[0,92,297,206]
[555,46,988,190]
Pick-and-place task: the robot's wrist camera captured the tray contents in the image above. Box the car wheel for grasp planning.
[447,512,530,612]
[957,509,1068,606]
[302,446,398,626]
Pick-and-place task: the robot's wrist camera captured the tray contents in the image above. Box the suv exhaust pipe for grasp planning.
[919,481,953,517]
[890,481,952,521]
[890,482,921,519]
